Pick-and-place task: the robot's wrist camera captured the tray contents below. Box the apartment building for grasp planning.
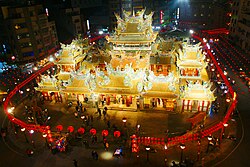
[229,0,250,53]
[1,4,58,63]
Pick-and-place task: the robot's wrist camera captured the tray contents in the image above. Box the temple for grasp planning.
[35,9,215,113]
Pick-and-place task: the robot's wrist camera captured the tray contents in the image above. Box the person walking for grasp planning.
[94,135,97,143]
[90,115,94,122]
[107,120,110,128]
[103,109,107,117]
[95,152,99,160]
[105,142,109,151]
[98,108,102,116]
[92,151,96,159]
[73,159,78,167]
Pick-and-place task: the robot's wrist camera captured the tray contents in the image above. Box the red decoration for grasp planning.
[77,127,85,134]
[90,128,97,135]
[67,126,74,133]
[114,130,121,138]
[102,130,109,137]
[56,125,63,132]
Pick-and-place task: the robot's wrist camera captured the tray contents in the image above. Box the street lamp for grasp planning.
[219,122,229,144]
[164,144,168,166]
[122,117,127,127]
[206,135,213,153]
[42,133,48,147]
[29,130,35,148]
[145,145,151,162]
[180,143,186,162]
[189,29,194,34]
[226,97,231,103]
[197,139,201,161]
[21,127,29,143]
[136,124,140,133]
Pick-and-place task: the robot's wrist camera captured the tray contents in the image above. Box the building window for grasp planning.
[20,42,32,48]
[15,24,21,30]
[17,33,30,40]
[30,11,34,16]
[14,23,26,30]
[23,51,34,57]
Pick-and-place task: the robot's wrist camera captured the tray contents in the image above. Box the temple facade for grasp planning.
[35,9,215,113]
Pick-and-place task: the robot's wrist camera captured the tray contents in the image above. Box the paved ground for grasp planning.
[0,86,240,167]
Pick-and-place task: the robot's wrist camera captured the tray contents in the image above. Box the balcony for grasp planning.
[15,28,29,34]
[238,22,250,33]
[11,18,26,24]
[21,47,33,53]
[242,13,250,21]
[113,46,151,51]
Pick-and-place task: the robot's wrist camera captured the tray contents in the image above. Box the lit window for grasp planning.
[15,24,20,29]
[201,13,204,16]
[45,8,49,16]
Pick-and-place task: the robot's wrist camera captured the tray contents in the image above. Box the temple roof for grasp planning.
[106,9,158,44]
[180,81,215,101]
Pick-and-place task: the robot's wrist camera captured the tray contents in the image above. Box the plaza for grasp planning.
[0,3,245,167]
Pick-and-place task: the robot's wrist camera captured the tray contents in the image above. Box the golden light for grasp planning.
[226,98,231,103]
[223,123,228,127]
[8,108,14,113]
[233,92,237,101]
[122,117,127,123]
[180,143,185,150]
[100,151,113,160]
[21,127,26,132]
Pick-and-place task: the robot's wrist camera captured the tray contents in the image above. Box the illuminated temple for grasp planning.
[35,9,215,113]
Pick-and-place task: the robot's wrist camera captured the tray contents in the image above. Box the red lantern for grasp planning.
[114,130,121,138]
[90,128,97,135]
[67,126,74,133]
[102,130,109,137]
[56,125,63,132]
[77,127,85,134]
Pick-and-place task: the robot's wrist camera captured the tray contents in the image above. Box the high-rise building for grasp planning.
[1,4,58,63]
[42,0,87,42]
[174,0,231,30]
[229,0,250,53]
[70,0,109,34]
